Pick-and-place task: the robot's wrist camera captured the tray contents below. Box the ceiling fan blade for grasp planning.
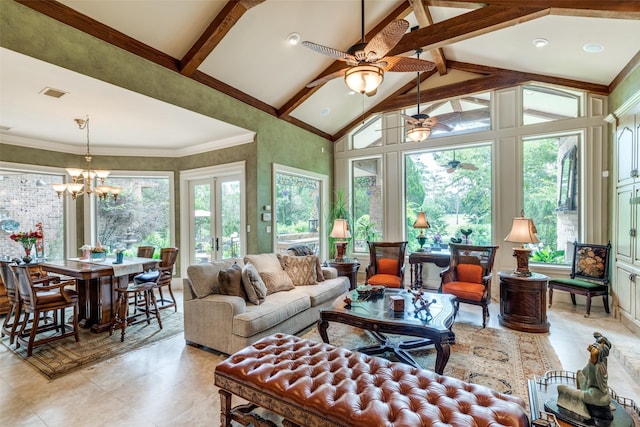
[447,167,456,174]
[433,123,453,132]
[306,68,348,88]
[401,114,419,124]
[364,19,409,61]
[422,117,438,127]
[460,163,479,170]
[382,56,436,73]
[301,41,353,62]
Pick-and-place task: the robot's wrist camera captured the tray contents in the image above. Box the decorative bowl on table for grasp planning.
[356,285,371,297]
[90,252,107,261]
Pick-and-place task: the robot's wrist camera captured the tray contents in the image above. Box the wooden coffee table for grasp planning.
[318,289,456,374]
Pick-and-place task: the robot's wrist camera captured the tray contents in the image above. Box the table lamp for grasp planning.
[413,212,431,252]
[329,218,351,261]
[504,212,540,276]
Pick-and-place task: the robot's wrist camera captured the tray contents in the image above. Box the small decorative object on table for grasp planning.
[389,295,404,312]
[90,246,107,261]
[544,332,631,426]
[409,288,437,318]
[114,249,124,264]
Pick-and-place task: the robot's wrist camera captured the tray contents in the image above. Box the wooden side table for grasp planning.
[408,251,451,288]
[498,271,550,333]
[325,259,360,290]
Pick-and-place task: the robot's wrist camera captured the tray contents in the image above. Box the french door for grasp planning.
[183,163,244,266]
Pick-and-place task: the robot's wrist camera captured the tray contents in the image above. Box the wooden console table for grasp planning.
[498,271,549,333]
[409,251,450,288]
[325,258,360,290]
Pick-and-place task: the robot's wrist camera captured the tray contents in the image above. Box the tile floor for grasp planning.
[1,288,639,427]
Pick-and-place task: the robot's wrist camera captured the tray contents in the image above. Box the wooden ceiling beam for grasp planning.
[15,0,179,71]
[409,0,447,75]
[277,1,413,119]
[428,0,640,13]
[392,5,549,55]
[180,1,265,77]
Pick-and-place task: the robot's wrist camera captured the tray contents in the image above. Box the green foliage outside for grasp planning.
[97,178,170,254]
[404,146,493,253]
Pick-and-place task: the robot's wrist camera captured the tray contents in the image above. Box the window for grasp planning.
[0,169,65,261]
[402,92,492,142]
[404,145,493,253]
[352,157,383,252]
[351,115,382,149]
[96,176,171,254]
[523,134,580,264]
[274,167,326,256]
[523,85,583,125]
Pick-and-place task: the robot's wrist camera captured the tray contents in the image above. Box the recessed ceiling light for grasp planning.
[320,107,331,116]
[287,32,300,46]
[532,38,549,48]
[583,43,604,53]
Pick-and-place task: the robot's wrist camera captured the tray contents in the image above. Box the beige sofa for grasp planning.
[183,254,350,355]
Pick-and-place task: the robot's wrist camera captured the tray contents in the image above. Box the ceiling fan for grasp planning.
[302,0,436,96]
[443,152,478,174]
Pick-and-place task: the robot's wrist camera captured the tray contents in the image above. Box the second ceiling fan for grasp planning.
[302,0,436,96]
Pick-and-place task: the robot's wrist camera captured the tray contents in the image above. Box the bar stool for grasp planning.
[110,282,162,342]
[133,247,179,311]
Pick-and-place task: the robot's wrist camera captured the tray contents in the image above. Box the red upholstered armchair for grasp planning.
[365,241,407,288]
[439,244,498,328]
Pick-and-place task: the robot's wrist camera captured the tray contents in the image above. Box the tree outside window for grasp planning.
[405,146,493,253]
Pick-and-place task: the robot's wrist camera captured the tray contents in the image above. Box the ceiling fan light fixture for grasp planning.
[344,65,384,94]
[407,126,430,142]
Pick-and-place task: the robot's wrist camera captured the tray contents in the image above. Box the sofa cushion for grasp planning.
[244,253,282,273]
[260,270,295,294]
[218,263,247,300]
[187,259,238,298]
[242,262,267,305]
[293,277,349,306]
[282,255,317,286]
[232,291,311,337]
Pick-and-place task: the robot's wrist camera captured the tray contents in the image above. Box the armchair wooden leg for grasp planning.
[548,288,554,308]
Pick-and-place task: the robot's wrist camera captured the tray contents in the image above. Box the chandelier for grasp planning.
[52,116,122,201]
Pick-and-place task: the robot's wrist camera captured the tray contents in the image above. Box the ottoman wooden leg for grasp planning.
[219,389,233,427]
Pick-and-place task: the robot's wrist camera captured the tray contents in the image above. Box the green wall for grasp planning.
[0,0,334,255]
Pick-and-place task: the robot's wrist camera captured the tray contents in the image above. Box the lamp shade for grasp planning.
[413,212,430,229]
[344,65,384,94]
[407,126,431,142]
[329,218,351,240]
[504,217,540,244]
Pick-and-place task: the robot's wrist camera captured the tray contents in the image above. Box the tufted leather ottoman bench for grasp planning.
[214,333,529,427]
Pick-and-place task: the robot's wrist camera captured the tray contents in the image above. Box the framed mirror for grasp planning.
[557,145,577,211]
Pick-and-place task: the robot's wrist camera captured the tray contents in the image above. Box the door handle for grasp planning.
[215,237,219,251]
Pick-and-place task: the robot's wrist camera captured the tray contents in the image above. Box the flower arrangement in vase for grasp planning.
[9,225,43,263]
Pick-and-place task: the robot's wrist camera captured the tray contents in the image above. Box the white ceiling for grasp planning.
[1,1,639,156]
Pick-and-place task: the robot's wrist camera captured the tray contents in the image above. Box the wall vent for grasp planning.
[39,87,67,98]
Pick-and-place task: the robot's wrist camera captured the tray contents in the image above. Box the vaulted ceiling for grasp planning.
[1,0,639,155]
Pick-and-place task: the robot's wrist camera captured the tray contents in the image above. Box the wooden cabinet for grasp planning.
[498,272,549,333]
[614,109,640,332]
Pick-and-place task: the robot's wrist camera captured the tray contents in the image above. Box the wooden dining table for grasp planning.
[39,257,158,333]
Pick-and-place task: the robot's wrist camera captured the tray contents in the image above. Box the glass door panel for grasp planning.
[218,177,241,259]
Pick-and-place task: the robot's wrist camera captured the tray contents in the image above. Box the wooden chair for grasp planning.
[365,241,408,288]
[548,242,612,317]
[136,245,155,258]
[11,264,79,356]
[110,281,162,342]
[0,261,22,345]
[134,247,179,311]
[439,244,499,328]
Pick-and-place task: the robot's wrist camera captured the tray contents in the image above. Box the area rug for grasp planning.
[1,310,183,380]
[300,321,562,407]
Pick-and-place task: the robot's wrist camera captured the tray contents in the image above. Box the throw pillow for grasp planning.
[260,270,295,294]
[377,258,398,275]
[243,253,282,273]
[242,262,267,305]
[282,255,317,286]
[218,263,247,300]
[187,259,236,298]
